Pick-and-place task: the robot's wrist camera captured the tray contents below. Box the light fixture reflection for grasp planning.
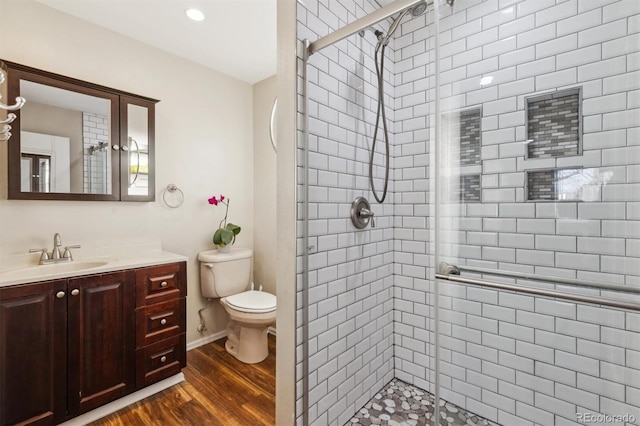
[480,76,494,86]
[185,8,205,22]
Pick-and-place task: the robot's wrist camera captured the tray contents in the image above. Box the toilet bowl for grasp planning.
[198,248,276,364]
[220,290,276,364]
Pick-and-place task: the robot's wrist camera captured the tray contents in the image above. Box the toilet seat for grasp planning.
[225,290,276,313]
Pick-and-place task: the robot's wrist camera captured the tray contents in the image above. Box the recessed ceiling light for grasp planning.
[185,8,205,22]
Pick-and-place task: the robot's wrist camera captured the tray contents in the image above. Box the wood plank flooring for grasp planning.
[90,336,275,426]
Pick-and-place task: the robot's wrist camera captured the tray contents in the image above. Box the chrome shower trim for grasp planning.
[308,0,429,55]
[436,273,640,312]
[457,264,640,295]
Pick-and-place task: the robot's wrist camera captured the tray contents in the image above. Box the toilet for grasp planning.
[198,248,276,364]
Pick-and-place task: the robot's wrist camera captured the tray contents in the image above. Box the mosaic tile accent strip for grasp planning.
[526,89,581,159]
[348,379,499,426]
[444,108,481,167]
[527,168,588,201]
[451,174,481,203]
[459,109,481,167]
[527,169,556,201]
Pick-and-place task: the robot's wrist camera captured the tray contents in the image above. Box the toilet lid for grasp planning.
[225,290,276,313]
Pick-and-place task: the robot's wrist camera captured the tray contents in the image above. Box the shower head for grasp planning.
[384,1,427,43]
[411,1,428,16]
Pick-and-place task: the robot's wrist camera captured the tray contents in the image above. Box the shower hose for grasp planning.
[370,36,391,204]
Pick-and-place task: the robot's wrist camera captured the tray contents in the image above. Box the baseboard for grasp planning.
[186,329,227,351]
[186,326,276,352]
[59,373,185,426]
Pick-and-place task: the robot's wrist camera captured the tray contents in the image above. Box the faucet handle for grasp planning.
[359,208,376,228]
[29,248,50,262]
[63,245,81,260]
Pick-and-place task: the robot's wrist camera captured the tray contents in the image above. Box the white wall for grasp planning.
[0,0,254,344]
[253,75,278,298]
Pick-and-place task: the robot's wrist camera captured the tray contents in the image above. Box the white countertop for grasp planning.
[0,242,188,288]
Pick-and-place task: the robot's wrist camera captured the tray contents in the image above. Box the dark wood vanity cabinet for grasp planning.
[0,262,186,426]
[134,263,187,388]
[0,279,67,426]
[67,271,136,416]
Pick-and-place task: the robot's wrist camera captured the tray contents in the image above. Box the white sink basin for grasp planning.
[1,260,110,281]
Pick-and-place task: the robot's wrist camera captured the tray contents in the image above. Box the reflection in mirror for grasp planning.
[19,80,111,194]
[127,104,149,197]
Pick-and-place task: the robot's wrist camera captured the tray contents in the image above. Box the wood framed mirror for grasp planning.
[3,60,158,201]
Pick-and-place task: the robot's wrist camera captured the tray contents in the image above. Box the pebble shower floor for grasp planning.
[348,380,499,426]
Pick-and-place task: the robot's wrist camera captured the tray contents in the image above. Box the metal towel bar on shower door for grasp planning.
[436,263,640,312]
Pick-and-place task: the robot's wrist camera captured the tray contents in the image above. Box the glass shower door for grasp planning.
[435,0,640,425]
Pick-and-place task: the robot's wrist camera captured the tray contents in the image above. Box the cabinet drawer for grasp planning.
[136,298,185,347]
[136,262,185,306]
[136,334,185,388]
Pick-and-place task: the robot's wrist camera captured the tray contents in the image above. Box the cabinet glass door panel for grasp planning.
[120,96,155,201]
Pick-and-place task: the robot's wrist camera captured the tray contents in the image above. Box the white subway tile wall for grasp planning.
[429,0,639,424]
[82,113,110,194]
[297,1,397,425]
[297,0,640,425]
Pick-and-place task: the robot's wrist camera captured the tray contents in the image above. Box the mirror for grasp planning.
[20,80,112,195]
[126,104,149,197]
[4,60,158,201]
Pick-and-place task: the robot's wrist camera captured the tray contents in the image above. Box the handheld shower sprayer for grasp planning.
[368,0,428,204]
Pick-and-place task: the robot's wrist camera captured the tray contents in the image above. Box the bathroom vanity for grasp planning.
[0,251,186,426]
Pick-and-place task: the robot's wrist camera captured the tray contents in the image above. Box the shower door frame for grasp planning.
[299,0,444,424]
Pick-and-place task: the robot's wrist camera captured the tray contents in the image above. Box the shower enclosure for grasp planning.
[295,0,640,424]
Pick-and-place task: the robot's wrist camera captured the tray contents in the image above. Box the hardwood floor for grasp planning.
[91,335,276,426]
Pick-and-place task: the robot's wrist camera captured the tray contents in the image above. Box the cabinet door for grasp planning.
[120,96,155,201]
[0,280,67,426]
[67,271,135,415]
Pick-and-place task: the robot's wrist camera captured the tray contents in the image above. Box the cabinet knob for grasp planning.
[71,289,80,296]
[160,318,167,325]
[121,145,129,152]
[160,281,168,288]
[112,144,120,150]
[56,291,65,299]
[160,356,167,363]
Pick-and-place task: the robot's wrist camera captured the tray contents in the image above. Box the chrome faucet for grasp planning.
[52,233,62,259]
[29,233,81,265]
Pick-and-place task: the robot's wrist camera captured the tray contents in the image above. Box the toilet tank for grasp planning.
[198,248,252,298]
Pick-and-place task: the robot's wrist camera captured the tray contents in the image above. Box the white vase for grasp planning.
[218,244,231,253]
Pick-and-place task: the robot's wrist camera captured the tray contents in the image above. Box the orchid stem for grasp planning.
[218,200,229,229]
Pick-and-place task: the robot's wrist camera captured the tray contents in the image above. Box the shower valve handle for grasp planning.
[351,197,375,229]
[359,208,375,228]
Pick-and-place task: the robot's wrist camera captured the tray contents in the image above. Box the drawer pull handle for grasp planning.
[56,291,65,299]
[160,356,167,363]
[160,318,167,325]
[71,289,80,296]
[160,281,168,288]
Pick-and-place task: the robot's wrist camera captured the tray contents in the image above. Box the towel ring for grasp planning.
[162,184,184,208]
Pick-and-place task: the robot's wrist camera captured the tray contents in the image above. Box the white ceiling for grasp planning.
[34,0,277,85]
